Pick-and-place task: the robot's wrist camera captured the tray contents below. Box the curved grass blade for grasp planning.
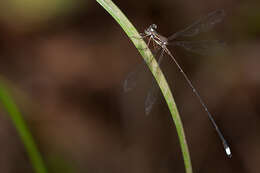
[96,0,193,172]
[145,48,164,115]
[0,80,48,173]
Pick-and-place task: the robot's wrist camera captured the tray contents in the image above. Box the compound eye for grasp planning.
[151,24,157,29]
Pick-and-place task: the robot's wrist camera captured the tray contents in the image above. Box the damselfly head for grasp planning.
[145,24,158,35]
[151,24,157,30]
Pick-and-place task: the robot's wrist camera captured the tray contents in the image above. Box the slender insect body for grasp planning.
[125,10,231,158]
[141,13,231,158]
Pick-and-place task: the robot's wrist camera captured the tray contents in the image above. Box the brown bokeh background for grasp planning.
[0,0,260,172]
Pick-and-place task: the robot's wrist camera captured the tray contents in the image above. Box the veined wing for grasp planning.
[123,62,146,92]
[168,9,225,40]
[123,48,162,92]
[170,40,225,55]
[123,46,164,92]
[145,49,165,115]
[145,78,160,115]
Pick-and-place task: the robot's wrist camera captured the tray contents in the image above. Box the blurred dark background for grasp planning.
[0,0,259,172]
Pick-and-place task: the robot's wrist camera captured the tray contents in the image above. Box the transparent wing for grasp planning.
[145,49,165,115]
[171,40,225,55]
[168,9,225,40]
[123,49,160,92]
[123,62,146,92]
[145,78,160,115]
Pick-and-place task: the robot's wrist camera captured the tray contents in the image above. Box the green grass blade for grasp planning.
[95,0,193,172]
[0,81,48,173]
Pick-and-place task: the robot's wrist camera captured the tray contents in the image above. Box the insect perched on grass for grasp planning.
[123,9,231,158]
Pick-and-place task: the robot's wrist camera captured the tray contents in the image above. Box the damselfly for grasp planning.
[123,9,231,157]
